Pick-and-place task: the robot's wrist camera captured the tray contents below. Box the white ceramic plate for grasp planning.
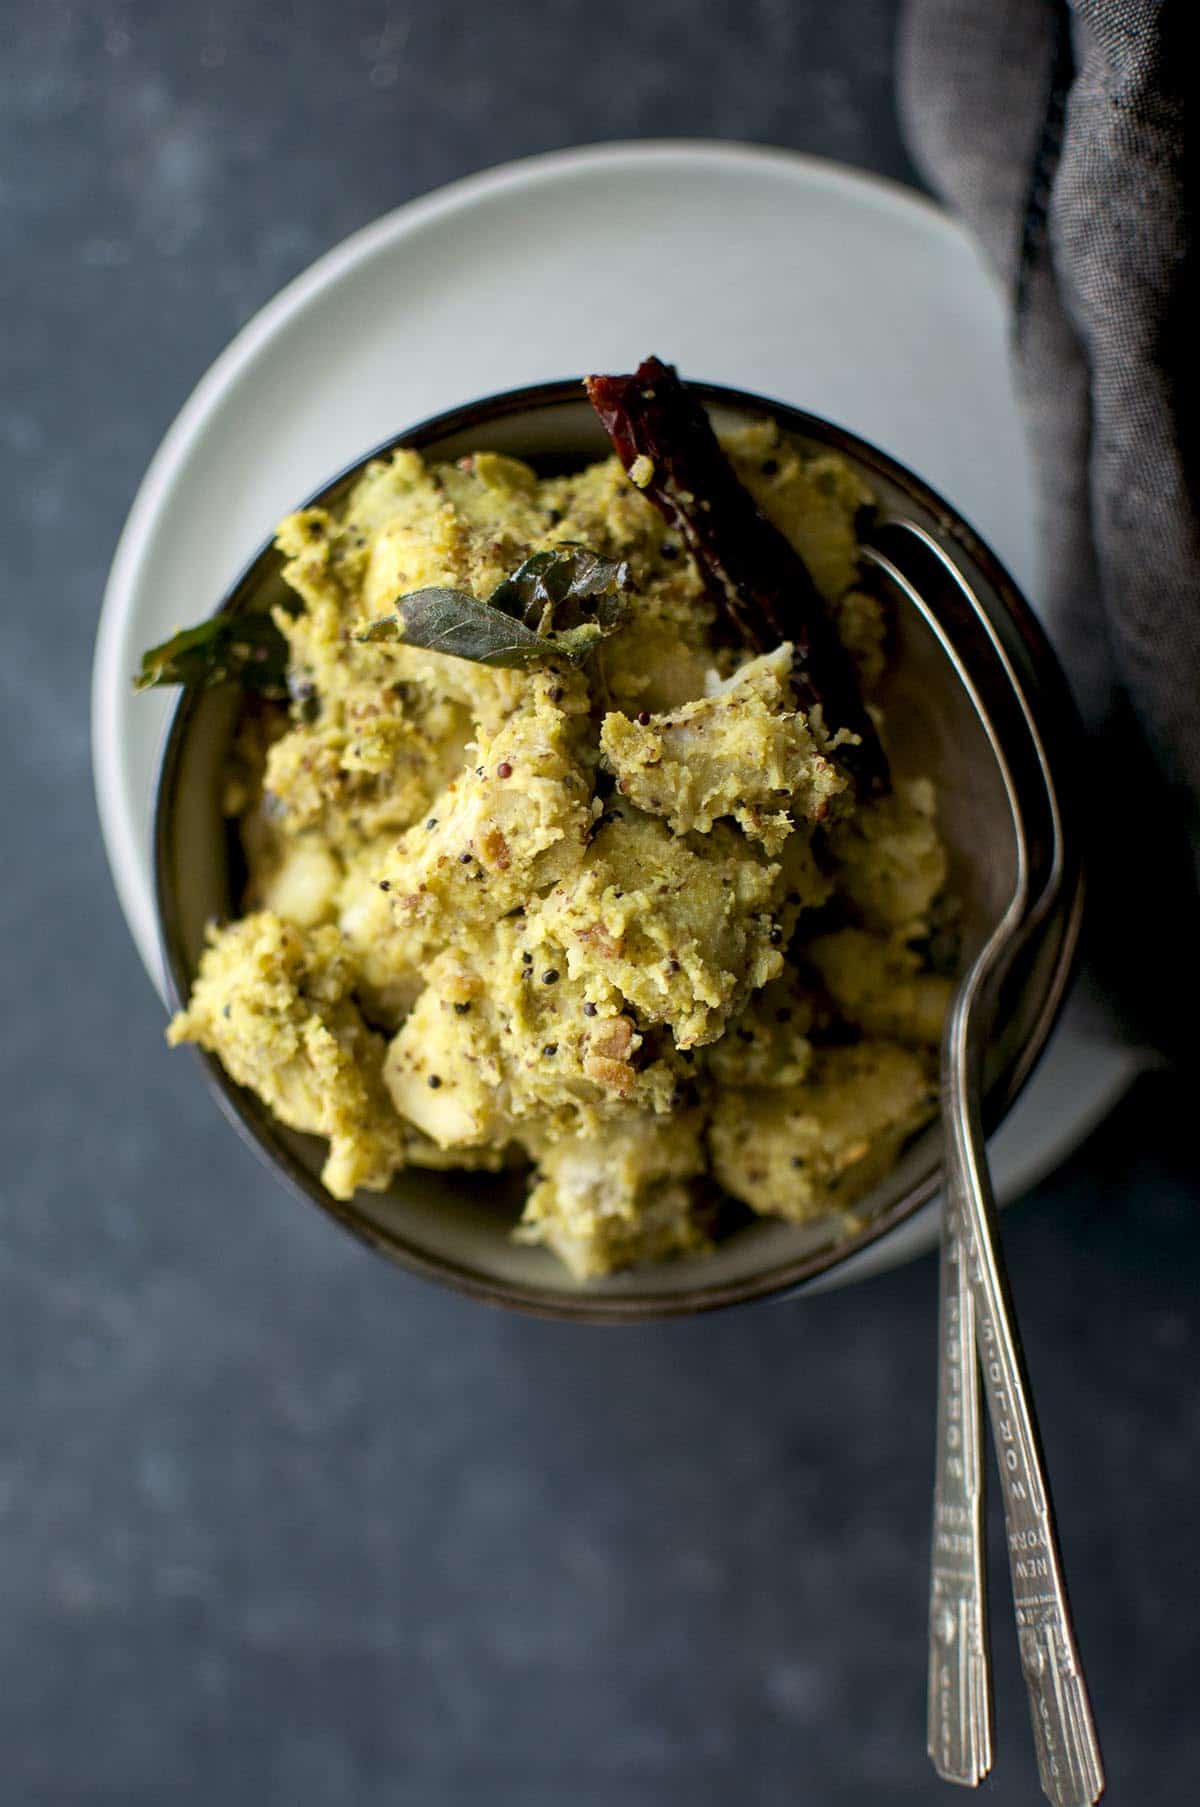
[92,140,1142,1286]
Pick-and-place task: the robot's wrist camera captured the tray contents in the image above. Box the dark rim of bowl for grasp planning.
[153,377,1085,1323]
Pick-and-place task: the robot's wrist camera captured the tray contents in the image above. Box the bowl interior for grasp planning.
[155,385,1080,1320]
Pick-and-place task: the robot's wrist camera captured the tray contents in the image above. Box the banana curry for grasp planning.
[162,381,952,1278]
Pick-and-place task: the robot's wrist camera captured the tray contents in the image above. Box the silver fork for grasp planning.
[863,523,1104,1806]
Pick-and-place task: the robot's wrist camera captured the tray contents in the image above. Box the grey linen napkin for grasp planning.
[898,0,1198,1053]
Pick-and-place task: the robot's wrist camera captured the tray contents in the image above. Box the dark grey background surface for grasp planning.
[2,3,1196,1802]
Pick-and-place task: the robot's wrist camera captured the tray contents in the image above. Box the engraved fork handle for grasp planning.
[928,1170,992,1786]
[863,533,1102,1803]
[947,973,1105,1807]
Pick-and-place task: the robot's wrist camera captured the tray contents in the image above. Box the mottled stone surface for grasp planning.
[1,3,1196,1802]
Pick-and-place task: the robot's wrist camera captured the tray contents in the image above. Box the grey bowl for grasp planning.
[153,379,1083,1321]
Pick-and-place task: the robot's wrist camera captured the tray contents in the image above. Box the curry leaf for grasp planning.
[359,588,551,668]
[358,546,631,669]
[488,545,631,634]
[134,612,290,697]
